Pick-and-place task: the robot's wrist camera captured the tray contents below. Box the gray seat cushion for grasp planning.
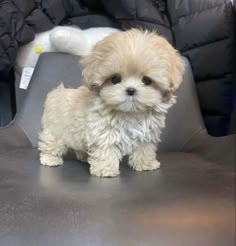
[0,149,235,246]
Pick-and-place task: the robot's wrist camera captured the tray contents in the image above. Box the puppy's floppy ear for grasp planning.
[80,35,116,90]
[151,33,185,92]
[169,49,185,92]
[80,52,102,90]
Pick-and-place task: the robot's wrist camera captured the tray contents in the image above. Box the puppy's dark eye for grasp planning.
[142,76,153,85]
[111,74,122,84]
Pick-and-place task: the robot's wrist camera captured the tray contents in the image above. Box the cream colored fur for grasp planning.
[38,29,184,177]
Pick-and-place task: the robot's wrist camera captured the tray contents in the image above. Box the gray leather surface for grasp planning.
[0,149,235,246]
[0,123,31,151]
[15,72,27,113]
[15,53,205,151]
[184,129,236,171]
[0,53,235,246]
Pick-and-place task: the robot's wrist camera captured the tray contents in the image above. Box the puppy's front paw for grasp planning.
[90,163,120,177]
[129,159,161,172]
[40,154,63,167]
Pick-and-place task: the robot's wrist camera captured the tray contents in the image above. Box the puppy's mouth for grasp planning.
[115,96,151,113]
[127,95,135,102]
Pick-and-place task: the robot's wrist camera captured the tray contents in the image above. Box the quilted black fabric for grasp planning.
[0,0,235,136]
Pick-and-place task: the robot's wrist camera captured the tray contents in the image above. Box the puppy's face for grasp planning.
[81,29,184,113]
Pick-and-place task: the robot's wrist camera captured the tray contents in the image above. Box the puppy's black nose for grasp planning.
[126,88,136,96]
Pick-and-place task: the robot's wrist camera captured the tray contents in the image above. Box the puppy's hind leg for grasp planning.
[38,130,67,167]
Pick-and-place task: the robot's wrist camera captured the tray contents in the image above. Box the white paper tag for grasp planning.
[19,67,34,90]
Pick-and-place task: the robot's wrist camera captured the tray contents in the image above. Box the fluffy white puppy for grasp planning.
[38,29,184,177]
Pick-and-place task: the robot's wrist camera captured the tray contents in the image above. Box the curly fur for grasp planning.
[38,29,184,177]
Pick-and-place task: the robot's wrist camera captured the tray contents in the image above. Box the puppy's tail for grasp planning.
[50,26,91,56]
[57,83,64,90]
[46,83,64,99]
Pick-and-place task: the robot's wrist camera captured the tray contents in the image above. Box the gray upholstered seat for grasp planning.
[0,53,235,246]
